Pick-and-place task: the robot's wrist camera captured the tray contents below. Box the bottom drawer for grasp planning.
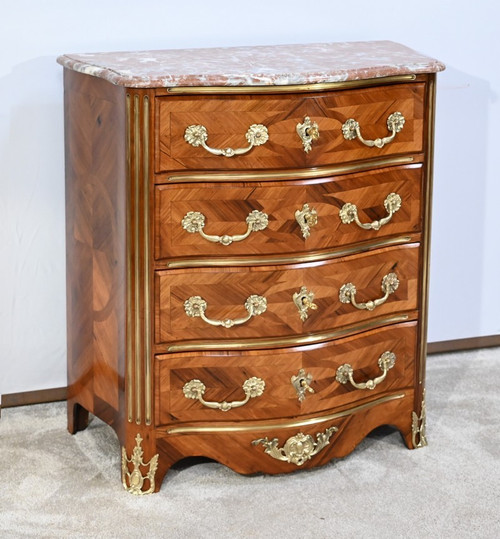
[156,388,416,476]
[155,321,417,426]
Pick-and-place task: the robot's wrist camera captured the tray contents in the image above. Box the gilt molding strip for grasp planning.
[419,75,436,386]
[143,95,152,426]
[164,74,417,95]
[166,156,416,183]
[126,93,152,425]
[166,393,406,434]
[134,94,142,425]
[166,236,413,269]
[165,314,410,353]
[126,95,134,423]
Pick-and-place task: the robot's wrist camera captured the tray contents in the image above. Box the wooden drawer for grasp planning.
[156,83,425,172]
[155,322,417,425]
[155,243,419,345]
[156,388,415,475]
[155,164,422,262]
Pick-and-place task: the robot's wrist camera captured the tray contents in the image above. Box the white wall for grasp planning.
[1,0,499,395]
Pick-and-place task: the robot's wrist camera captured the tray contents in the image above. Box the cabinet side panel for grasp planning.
[64,69,127,438]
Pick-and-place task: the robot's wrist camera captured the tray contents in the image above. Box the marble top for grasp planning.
[57,41,445,88]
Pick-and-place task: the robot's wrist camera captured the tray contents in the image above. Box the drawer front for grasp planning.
[155,164,422,261]
[156,83,425,172]
[155,243,419,344]
[157,389,415,475]
[155,322,417,425]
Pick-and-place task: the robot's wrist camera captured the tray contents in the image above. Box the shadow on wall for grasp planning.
[0,56,67,395]
[428,67,491,342]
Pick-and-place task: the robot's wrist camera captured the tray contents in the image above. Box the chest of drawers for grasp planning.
[58,41,444,494]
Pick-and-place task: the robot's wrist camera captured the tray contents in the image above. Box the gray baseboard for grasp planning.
[427,334,500,354]
[0,387,67,417]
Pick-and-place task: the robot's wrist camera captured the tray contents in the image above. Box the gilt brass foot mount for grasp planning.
[121,434,159,495]
[412,390,428,448]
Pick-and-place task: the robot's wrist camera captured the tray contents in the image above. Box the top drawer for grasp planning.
[155,83,425,172]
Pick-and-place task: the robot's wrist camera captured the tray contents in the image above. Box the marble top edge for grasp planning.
[57,41,445,88]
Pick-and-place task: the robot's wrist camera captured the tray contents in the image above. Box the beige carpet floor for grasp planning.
[1,347,499,538]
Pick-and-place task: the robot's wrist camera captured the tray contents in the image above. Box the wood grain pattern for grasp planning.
[155,321,417,425]
[62,55,438,493]
[156,83,424,172]
[64,70,127,440]
[155,164,422,261]
[155,243,420,344]
[151,390,415,489]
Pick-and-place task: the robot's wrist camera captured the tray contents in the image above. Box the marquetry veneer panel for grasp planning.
[155,322,417,425]
[61,41,442,493]
[156,83,425,172]
[155,243,420,344]
[155,164,422,261]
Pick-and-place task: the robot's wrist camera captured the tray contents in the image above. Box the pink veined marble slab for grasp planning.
[57,41,445,88]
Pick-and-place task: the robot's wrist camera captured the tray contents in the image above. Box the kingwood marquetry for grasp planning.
[155,322,417,425]
[156,83,425,172]
[64,70,127,439]
[59,41,443,493]
[155,244,420,344]
[155,164,423,261]
[152,391,415,480]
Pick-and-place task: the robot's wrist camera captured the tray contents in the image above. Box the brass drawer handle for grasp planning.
[339,193,402,231]
[296,116,320,153]
[184,123,269,157]
[183,377,265,411]
[252,426,338,466]
[184,294,267,328]
[295,203,318,239]
[342,112,405,148]
[182,210,268,246]
[335,351,396,390]
[339,272,399,311]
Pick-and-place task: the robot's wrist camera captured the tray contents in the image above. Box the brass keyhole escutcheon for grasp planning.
[293,286,318,321]
[291,369,315,402]
[296,116,320,153]
[295,204,318,240]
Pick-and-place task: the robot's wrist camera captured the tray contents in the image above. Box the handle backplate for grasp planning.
[339,193,402,231]
[183,377,265,411]
[184,123,269,157]
[335,351,396,390]
[184,294,267,328]
[339,272,399,311]
[182,209,268,246]
[342,112,405,148]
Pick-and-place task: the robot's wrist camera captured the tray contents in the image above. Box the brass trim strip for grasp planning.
[165,314,410,353]
[166,235,413,269]
[126,95,133,423]
[143,95,152,425]
[419,75,437,385]
[134,94,142,425]
[164,75,417,95]
[166,156,415,183]
[165,392,406,434]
